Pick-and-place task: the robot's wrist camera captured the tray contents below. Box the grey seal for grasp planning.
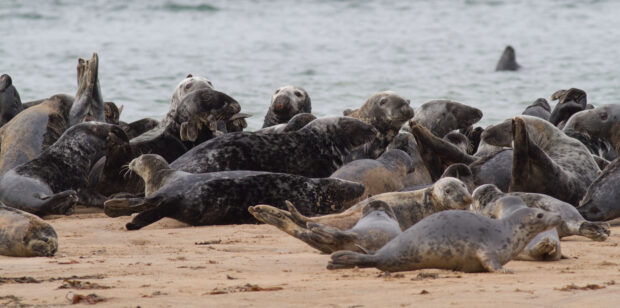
[328,208,560,273]
[0,203,58,257]
[549,88,587,129]
[69,53,105,126]
[0,74,23,127]
[495,45,520,71]
[522,98,551,120]
[410,100,482,138]
[578,158,620,221]
[262,86,311,128]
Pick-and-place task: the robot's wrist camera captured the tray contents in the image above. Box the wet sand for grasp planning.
[1,208,619,307]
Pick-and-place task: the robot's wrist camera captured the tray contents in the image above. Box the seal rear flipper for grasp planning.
[126,203,173,230]
[104,197,156,217]
[39,190,78,215]
[509,117,565,198]
[578,221,611,241]
[77,188,107,208]
[284,200,312,228]
[327,250,378,270]
[307,222,359,252]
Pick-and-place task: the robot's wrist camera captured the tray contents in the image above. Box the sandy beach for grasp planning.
[0,207,619,307]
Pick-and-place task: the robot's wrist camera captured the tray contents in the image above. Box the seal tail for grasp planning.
[327,250,379,270]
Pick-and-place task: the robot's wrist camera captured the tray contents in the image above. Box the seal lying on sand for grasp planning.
[302,201,402,254]
[473,195,562,261]
[0,123,129,216]
[409,100,482,138]
[495,45,520,71]
[330,149,413,208]
[578,158,620,221]
[344,91,414,160]
[104,172,364,230]
[327,208,560,273]
[0,95,73,176]
[0,74,22,127]
[0,203,58,257]
[248,177,471,253]
[472,184,610,241]
[262,86,311,128]
[170,117,377,178]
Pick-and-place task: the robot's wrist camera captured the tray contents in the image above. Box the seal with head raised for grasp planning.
[472,184,610,241]
[302,200,402,254]
[249,177,471,253]
[170,116,377,178]
[409,100,482,138]
[0,203,58,257]
[327,208,560,273]
[330,149,413,208]
[0,74,23,127]
[522,98,551,120]
[104,171,364,230]
[0,122,129,216]
[472,194,562,261]
[344,91,414,160]
[495,45,520,71]
[262,86,311,128]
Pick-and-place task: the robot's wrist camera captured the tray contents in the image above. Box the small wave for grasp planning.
[161,2,219,12]
[0,12,53,20]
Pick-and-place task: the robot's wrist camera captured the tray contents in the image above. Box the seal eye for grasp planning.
[445,189,452,195]
[185,83,192,90]
[600,112,608,121]
[536,213,543,219]
[294,91,303,98]
[275,89,280,94]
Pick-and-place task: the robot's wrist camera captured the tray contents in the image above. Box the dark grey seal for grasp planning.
[0,203,58,257]
[328,208,560,273]
[262,86,311,128]
[0,122,129,216]
[578,158,620,221]
[522,98,551,120]
[170,116,377,178]
[409,100,482,138]
[549,88,587,129]
[0,74,23,127]
[495,45,520,71]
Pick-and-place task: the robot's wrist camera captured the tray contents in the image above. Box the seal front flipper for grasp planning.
[38,190,77,215]
[476,250,511,273]
[327,250,378,270]
[126,201,177,230]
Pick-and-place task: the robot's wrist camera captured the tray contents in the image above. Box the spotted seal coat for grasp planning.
[170,117,377,178]
[0,203,58,257]
[104,172,365,230]
[262,86,311,128]
[328,208,560,273]
[256,113,316,134]
[0,123,129,216]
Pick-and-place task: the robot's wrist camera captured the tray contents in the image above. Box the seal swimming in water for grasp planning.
[248,177,471,253]
[0,122,129,216]
[69,53,105,126]
[472,195,562,261]
[472,184,610,241]
[0,94,73,176]
[170,116,377,178]
[409,100,483,138]
[327,208,560,273]
[302,201,402,254]
[0,203,58,257]
[495,45,520,71]
[0,74,23,127]
[330,149,413,208]
[522,98,551,120]
[578,158,620,221]
[104,172,365,230]
[262,86,311,128]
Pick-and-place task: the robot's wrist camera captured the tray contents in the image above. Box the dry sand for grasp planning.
[1,207,619,307]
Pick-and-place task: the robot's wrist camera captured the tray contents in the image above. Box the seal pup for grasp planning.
[344,91,414,160]
[522,98,551,120]
[170,116,377,178]
[549,88,587,129]
[328,208,560,273]
[409,100,483,138]
[0,204,58,257]
[330,149,413,208]
[104,173,364,230]
[0,122,129,216]
[248,177,472,253]
[495,45,520,71]
[578,158,620,221]
[256,113,316,134]
[472,184,610,241]
[262,86,311,128]
[301,201,402,254]
[473,195,562,261]
[69,53,105,126]
[0,94,73,176]
[0,74,22,127]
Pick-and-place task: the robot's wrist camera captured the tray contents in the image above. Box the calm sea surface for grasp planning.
[1,0,619,130]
